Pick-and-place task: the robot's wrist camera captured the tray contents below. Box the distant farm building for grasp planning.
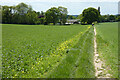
[65,19,80,24]
[38,15,44,18]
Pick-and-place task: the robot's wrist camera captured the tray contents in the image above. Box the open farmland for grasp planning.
[2,23,118,78]
[2,24,95,78]
[96,22,118,78]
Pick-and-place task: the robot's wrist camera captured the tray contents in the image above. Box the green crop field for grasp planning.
[1,23,118,78]
[96,22,118,78]
[2,24,95,78]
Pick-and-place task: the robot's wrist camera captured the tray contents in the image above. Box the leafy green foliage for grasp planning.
[45,6,68,25]
[68,15,76,19]
[81,7,100,24]
[2,6,12,24]
[16,3,29,15]
[45,7,59,25]
[2,3,40,24]
[2,3,68,25]
[77,14,82,19]
[109,15,116,21]
[99,15,117,22]
[58,6,68,25]
[116,16,120,21]
[26,11,39,24]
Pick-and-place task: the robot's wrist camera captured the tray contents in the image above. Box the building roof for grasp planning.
[67,19,80,22]
[38,15,44,18]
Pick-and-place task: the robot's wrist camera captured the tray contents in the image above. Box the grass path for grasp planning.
[47,27,95,78]
[94,27,111,78]
[95,23,118,78]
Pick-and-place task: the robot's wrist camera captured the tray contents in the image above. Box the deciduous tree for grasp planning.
[81,7,100,24]
[58,6,68,25]
[45,7,59,25]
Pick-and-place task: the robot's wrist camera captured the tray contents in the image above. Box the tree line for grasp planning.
[1,3,120,25]
[77,13,120,24]
[1,3,68,25]
[99,14,120,22]
[75,7,120,24]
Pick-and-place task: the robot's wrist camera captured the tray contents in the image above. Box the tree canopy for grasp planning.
[1,3,119,25]
[81,7,100,24]
[68,15,76,19]
[2,3,40,24]
[109,15,115,21]
[45,7,59,25]
[45,6,68,25]
[58,6,68,25]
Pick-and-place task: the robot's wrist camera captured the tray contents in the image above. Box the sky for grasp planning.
[0,0,119,15]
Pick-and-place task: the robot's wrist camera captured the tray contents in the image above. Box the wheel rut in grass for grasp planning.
[41,28,88,78]
[94,27,111,78]
[69,27,94,78]
[47,27,95,78]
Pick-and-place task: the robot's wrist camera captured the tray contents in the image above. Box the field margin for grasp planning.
[118,21,120,79]
[0,5,2,79]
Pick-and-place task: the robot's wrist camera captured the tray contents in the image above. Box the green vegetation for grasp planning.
[2,2,119,25]
[45,6,68,25]
[68,15,77,19]
[81,7,100,24]
[2,3,39,24]
[2,22,118,78]
[2,3,68,25]
[47,26,95,78]
[45,7,59,25]
[2,24,95,78]
[1,1,118,79]
[99,15,119,22]
[58,6,68,25]
[96,22,118,78]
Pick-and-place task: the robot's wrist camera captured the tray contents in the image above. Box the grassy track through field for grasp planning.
[94,27,111,78]
[39,30,86,78]
[47,27,95,78]
[96,22,118,78]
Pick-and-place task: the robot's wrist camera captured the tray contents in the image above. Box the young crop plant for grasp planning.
[2,24,88,78]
